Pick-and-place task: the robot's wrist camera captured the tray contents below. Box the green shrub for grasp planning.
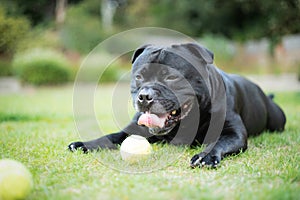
[12,49,71,85]
[76,66,120,83]
[0,59,13,76]
[99,65,120,83]
[74,53,123,83]
[0,7,30,54]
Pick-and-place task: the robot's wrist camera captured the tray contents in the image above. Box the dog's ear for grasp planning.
[180,43,214,64]
[131,44,151,64]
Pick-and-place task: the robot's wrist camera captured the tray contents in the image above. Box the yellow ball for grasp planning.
[0,159,33,200]
[120,135,152,163]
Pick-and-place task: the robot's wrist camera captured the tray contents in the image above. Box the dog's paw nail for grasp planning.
[190,155,203,168]
[68,144,75,152]
[68,142,86,153]
[69,144,75,151]
[193,157,202,165]
[191,161,200,168]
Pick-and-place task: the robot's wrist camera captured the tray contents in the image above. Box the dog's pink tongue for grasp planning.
[138,113,166,128]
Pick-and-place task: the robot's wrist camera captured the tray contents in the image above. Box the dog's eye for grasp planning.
[166,75,178,81]
[135,75,143,81]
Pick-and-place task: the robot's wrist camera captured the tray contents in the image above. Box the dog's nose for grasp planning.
[138,88,154,104]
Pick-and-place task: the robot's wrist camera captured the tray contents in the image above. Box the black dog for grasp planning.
[69,43,286,168]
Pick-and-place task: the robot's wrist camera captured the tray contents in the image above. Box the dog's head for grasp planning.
[130,43,214,135]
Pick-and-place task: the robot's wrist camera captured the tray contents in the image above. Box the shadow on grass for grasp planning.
[0,113,43,122]
[0,112,70,123]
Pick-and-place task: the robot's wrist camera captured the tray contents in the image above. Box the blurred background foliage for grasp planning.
[12,48,72,85]
[0,0,299,85]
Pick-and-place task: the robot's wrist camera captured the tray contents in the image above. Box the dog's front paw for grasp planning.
[190,152,220,168]
[68,141,88,153]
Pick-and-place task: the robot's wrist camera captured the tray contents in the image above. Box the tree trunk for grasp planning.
[56,0,67,28]
[101,0,117,32]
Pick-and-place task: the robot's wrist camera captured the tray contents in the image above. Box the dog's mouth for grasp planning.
[137,99,193,135]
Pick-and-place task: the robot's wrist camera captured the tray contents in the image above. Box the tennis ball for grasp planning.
[120,135,152,163]
[0,159,33,200]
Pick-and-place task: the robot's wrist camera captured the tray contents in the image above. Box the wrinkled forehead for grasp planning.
[132,48,199,74]
[133,62,183,78]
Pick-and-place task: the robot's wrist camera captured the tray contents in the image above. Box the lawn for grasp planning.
[0,84,299,200]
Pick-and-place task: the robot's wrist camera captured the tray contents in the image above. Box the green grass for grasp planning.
[1,85,299,200]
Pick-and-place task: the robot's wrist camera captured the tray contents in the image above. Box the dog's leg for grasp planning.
[68,113,154,153]
[266,97,286,132]
[68,132,128,153]
[190,114,248,168]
